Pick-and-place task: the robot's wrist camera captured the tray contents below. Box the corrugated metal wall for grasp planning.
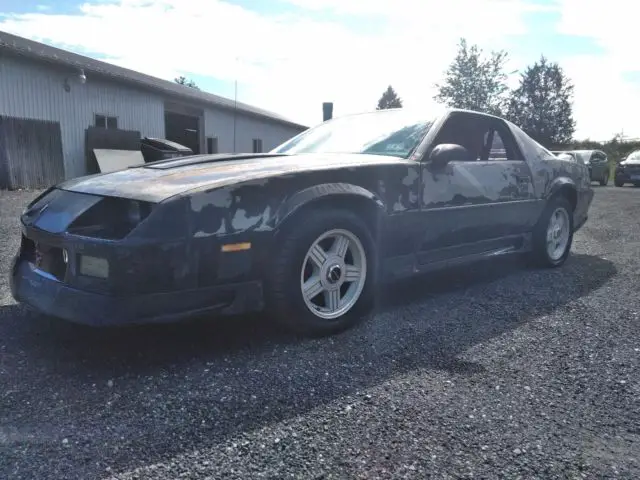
[204,107,306,153]
[0,54,165,179]
[0,53,306,184]
[0,116,65,189]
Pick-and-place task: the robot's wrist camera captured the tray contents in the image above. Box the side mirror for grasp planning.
[428,143,470,168]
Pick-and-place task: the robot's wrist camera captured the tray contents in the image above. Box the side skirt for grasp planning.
[380,233,532,283]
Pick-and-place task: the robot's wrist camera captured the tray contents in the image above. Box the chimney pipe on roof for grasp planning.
[322,102,333,122]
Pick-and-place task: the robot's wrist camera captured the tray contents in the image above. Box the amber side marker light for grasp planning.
[221,242,252,252]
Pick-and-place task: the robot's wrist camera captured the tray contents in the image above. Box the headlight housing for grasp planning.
[67,197,153,239]
[22,187,59,216]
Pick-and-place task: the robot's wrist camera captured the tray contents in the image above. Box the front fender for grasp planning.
[273,182,386,227]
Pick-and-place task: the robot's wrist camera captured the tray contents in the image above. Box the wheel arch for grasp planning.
[547,177,577,212]
[273,183,386,240]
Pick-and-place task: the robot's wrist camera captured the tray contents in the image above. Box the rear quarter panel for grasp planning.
[507,122,593,230]
[508,123,590,196]
[530,156,590,199]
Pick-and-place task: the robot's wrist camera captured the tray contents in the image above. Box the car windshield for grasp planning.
[573,151,591,163]
[626,150,640,161]
[271,110,436,158]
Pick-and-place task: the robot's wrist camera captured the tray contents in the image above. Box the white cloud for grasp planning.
[0,0,538,125]
[555,0,634,66]
[2,0,631,140]
[560,56,640,141]
[283,0,550,19]
[554,0,640,140]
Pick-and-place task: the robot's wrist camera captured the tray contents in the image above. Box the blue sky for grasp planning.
[1,0,637,139]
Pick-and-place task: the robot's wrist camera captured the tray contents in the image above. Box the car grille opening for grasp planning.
[20,235,36,262]
[22,236,68,281]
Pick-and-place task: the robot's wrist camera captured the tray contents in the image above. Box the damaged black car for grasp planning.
[10,108,594,336]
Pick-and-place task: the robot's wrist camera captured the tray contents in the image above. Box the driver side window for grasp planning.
[482,121,524,161]
[430,113,524,162]
[430,114,484,161]
[484,129,507,161]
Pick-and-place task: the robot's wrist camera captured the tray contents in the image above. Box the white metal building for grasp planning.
[0,30,308,189]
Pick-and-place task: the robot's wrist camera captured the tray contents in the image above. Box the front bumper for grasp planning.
[615,170,640,184]
[10,255,264,326]
[11,188,267,326]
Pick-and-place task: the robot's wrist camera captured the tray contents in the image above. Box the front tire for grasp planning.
[530,195,574,268]
[599,170,609,186]
[614,178,625,187]
[267,208,377,336]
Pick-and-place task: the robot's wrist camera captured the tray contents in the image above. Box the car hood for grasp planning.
[58,152,407,203]
[621,159,640,166]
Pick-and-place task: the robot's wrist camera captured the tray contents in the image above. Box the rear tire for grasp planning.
[530,195,574,268]
[266,208,377,336]
[614,178,625,187]
[599,171,609,186]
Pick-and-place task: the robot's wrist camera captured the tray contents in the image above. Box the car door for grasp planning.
[416,111,537,266]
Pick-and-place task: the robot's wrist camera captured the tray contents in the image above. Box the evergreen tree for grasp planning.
[377,85,403,109]
[433,38,510,116]
[174,76,200,89]
[506,56,575,147]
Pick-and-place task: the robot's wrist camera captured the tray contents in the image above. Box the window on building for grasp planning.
[207,137,219,154]
[95,114,118,129]
[252,138,263,153]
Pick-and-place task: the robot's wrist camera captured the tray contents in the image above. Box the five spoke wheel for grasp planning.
[546,207,570,262]
[300,229,367,320]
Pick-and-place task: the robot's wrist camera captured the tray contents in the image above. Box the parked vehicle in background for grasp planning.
[614,149,640,187]
[10,108,594,337]
[560,150,610,186]
[551,151,578,162]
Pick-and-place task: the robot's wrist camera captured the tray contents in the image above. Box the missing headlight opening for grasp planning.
[78,255,109,278]
[67,197,153,240]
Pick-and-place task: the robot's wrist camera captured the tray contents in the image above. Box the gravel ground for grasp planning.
[0,187,639,480]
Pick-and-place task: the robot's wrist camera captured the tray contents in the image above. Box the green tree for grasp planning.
[433,38,511,116]
[599,135,640,163]
[506,56,575,147]
[174,76,200,89]
[377,85,403,109]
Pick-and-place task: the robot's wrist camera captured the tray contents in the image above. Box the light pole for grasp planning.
[233,56,239,153]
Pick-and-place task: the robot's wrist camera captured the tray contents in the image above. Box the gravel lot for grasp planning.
[1,187,639,479]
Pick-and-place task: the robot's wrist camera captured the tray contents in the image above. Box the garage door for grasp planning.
[0,115,65,190]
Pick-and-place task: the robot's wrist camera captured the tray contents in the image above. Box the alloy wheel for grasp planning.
[300,229,367,320]
[546,207,570,261]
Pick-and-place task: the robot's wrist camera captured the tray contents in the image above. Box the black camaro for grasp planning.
[10,108,594,336]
